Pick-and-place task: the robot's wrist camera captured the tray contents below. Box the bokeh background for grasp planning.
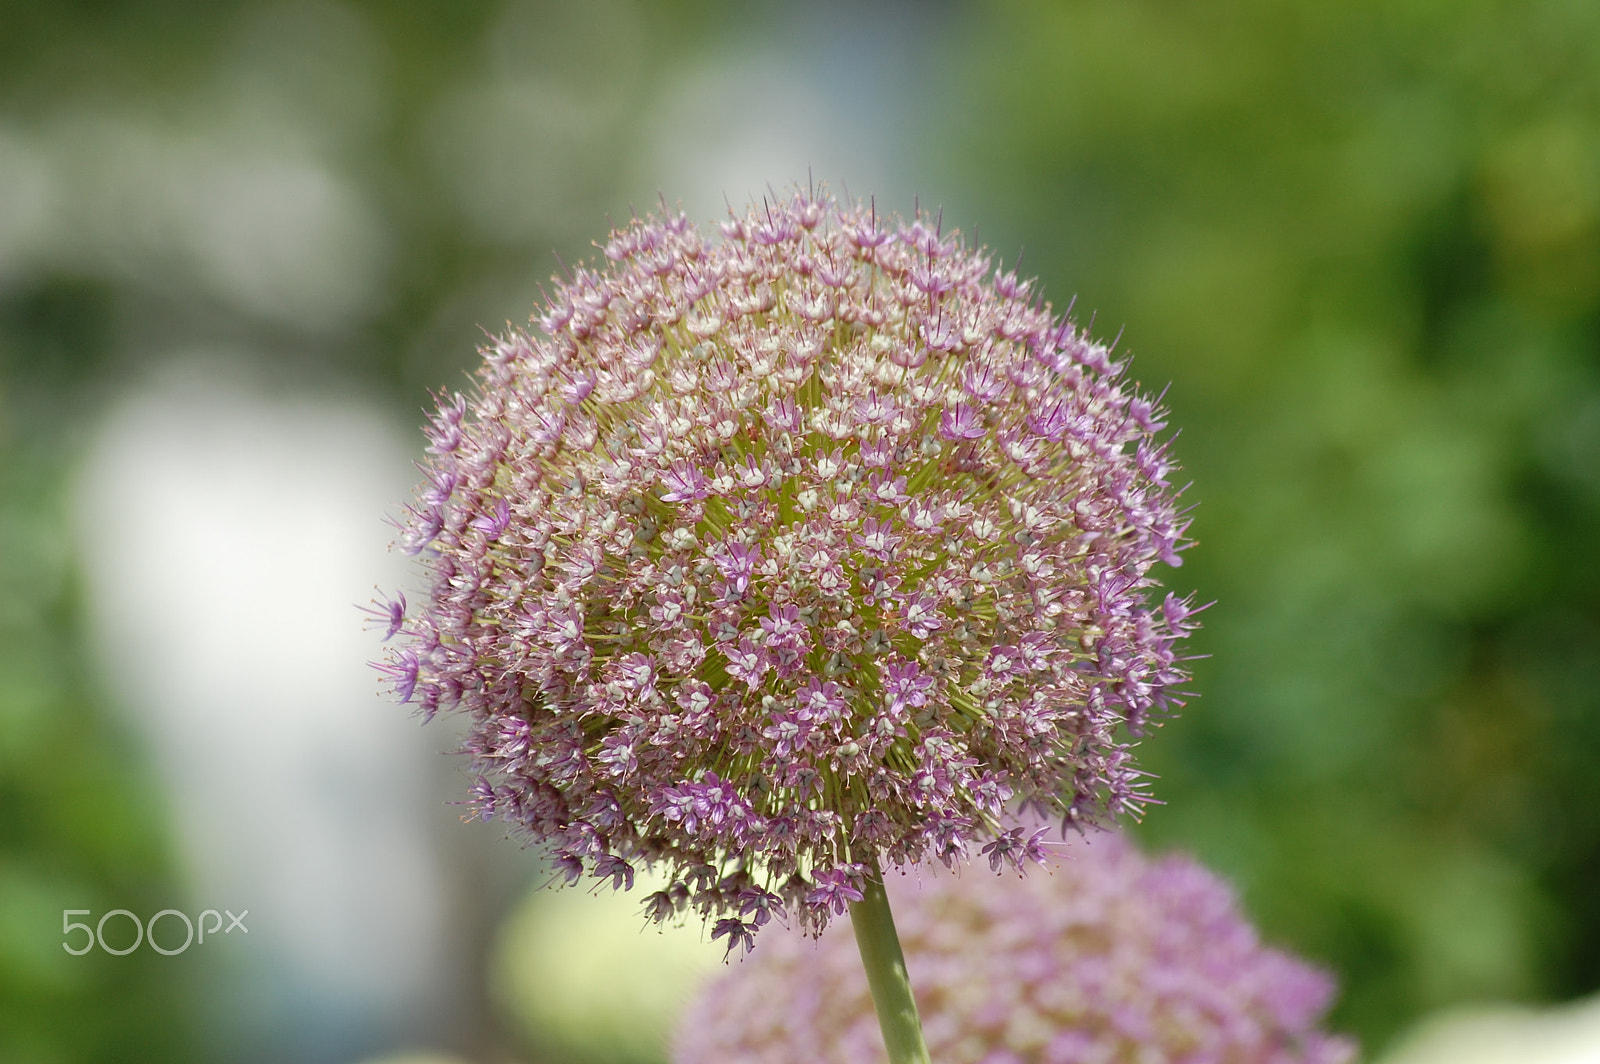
[1,1,1597,1062]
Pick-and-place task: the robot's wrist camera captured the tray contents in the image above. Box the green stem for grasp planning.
[848,857,931,1064]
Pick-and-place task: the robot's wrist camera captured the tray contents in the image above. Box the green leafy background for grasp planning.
[0,1,1595,1060]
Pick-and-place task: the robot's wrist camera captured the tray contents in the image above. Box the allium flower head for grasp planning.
[382,185,1196,941]
[674,831,1356,1064]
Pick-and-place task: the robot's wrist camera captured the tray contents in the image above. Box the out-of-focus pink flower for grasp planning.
[676,830,1356,1064]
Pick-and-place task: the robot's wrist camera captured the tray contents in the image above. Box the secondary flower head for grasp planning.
[382,184,1195,943]
[675,831,1356,1064]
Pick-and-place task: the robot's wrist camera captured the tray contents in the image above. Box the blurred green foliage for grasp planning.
[0,279,195,1060]
[1,0,1597,1060]
[948,0,1600,1049]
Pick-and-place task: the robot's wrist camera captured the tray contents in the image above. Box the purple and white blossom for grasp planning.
[675,831,1356,1064]
[381,186,1196,940]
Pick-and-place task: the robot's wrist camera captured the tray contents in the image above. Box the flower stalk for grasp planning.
[849,857,930,1064]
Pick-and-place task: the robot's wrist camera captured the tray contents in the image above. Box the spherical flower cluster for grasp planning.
[674,831,1356,1064]
[380,186,1195,946]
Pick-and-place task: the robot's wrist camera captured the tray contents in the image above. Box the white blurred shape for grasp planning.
[74,362,444,1023]
[34,108,387,331]
[1376,992,1600,1064]
[632,0,950,230]
[3,2,393,328]
[640,55,873,227]
[176,152,385,328]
